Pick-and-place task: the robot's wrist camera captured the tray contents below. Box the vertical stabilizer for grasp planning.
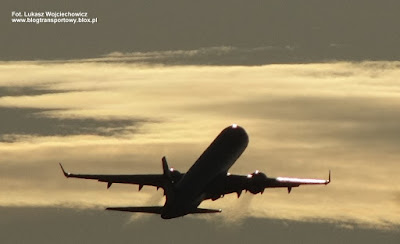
[161,156,175,200]
[162,156,172,180]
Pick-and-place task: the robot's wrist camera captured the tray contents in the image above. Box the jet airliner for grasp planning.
[60,124,330,219]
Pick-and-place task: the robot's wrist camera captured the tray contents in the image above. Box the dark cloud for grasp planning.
[2,1,400,63]
[0,86,70,97]
[0,107,147,142]
[0,207,398,244]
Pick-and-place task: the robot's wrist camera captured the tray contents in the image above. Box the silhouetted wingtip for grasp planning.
[59,163,70,178]
[326,170,331,185]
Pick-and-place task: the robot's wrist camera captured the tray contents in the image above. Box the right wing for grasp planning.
[59,163,167,190]
[205,170,330,200]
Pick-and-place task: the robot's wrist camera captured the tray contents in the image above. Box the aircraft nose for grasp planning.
[228,124,245,133]
[225,124,248,142]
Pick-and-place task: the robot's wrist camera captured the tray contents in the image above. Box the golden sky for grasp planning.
[1,60,399,230]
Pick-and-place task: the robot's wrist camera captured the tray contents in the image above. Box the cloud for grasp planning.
[190,95,400,151]
[0,107,148,142]
[0,86,70,97]
[395,192,400,206]
[98,46,297,66]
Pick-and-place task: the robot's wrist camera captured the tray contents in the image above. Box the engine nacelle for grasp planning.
[246,170,267,194]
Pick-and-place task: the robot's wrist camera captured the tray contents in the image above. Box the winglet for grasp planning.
[59,163,70,178]
[326,170,331,185]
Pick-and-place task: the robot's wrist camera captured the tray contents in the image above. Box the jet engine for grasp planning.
[246,170,267,194]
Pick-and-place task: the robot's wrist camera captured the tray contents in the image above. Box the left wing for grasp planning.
[59,161,170,190]
[205,170,330,200]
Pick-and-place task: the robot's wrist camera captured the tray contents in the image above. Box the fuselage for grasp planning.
[161,124,249,219]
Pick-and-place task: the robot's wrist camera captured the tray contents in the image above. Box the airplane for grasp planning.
[60,124,330,219]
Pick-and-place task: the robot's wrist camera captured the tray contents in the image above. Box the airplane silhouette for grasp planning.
[60,124,330,219]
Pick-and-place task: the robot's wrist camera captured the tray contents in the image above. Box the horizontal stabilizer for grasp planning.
[190,208,222,214]
[106,206,163,214]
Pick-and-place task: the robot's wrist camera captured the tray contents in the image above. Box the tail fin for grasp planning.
[162,156,172,179]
